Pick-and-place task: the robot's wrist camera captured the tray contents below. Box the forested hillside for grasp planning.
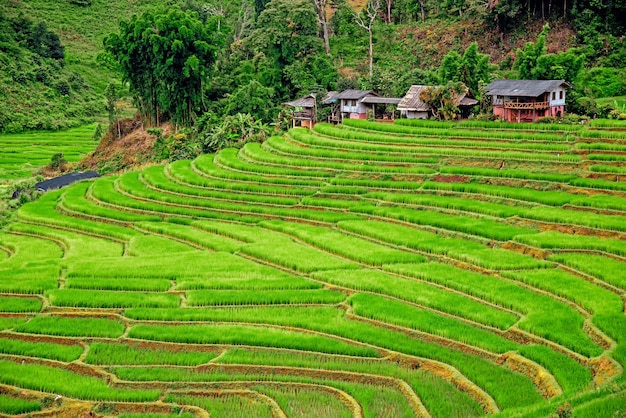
[1,0,625,135]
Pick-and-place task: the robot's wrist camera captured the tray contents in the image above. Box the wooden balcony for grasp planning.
[293,110,314,120]
[503,101,549,110]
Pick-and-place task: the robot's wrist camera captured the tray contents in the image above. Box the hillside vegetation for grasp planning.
[0,120,626,416]
[2,0,625,135]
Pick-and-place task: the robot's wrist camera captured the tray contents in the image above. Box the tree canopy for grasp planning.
[104,6,219,127]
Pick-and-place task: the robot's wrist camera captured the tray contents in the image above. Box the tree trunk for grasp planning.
[419,0,426,22]
[315,0,331,55]
[321,15,330,54]
[386,0,393,23]
[369,27,373,78]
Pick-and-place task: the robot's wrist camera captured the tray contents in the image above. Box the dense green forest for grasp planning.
[1,0,625,140]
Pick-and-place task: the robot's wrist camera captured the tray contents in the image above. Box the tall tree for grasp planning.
[250,0,326,99]
[440,42,491,100]
[104,83,120,138]
[514,23,548,79]
[354,0,381,78]
[104,6,218,127]
[312,0,331,54]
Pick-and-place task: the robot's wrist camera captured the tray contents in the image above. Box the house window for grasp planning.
[552,92,556,100]
[559,91,563,100]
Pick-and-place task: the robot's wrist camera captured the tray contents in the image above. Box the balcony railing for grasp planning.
[503,101,549,110]
[293,110,314,120]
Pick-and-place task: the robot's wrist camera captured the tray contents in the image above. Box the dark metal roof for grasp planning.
[285,94,316,108]
[398,85,477,111]
[397,85,430,111]
[360,96,401,105]
[485,80,571,97]
[334,90,378,100]
[35,171,100,192]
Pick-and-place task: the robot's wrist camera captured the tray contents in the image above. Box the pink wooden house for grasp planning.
[485,80,571,122]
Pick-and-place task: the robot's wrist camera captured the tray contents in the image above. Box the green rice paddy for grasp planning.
[0,119,625,416]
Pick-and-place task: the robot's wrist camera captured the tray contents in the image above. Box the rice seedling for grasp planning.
[0,231,63,262]
[85,342,216,366]
[591,313,626,381]
[0,318,27,331]
[0,336,83,362]
[338,219,549,270]
[259,220,428,266]
[281,131,438,164]
[0,359,160,401]
[314,124,579,162]
[186,288,346,306]
[437,166,576,183]
[168,159,316,196]
[422,181,574,206]
[548,253,626,290]
[124,306,343,324]
[515,231,626,257]
[587,153,626,162]
[128,323,378,357]
[383,263,602,357]
[0,265,60,294]
[9,222,124,259]
[0,296,41,313]
[247,140,436,175]
[589,164,626,174]
[519,345,593,393]
[576,142,626,151]
[312,268,518,329]
[119,171,358,224]
[0,394,41,415]
[569,193,626,211]
[570,178,626,192]
[129,302,543,408]
[330,177,424,190]
[18,190,138,241]
[458,120,580,132]
[253,385,353,418]
[215,147,332,178]
[67,252,269,280]
[589,119,626,128]
[504,269,622,315]
[66,277,172,291]
[371,206,537,241]
[127,234,198,257]
[577,129,626,140]
[349,293,519,353]
[135,221,244,252]
[573,394,626,418]
[47,289,181,309]
[15,316,125,338]
[64,181,162,223]
[192,154,327,187]
[142,165,301,205]
[240,237,360,273]
[367,190,524,217]
[118,414,195,418]
[349,119,566,141]
[166,393,273,418]
[218,348,484,418]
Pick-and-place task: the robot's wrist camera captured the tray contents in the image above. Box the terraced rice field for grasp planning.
[1,119,626,417]
[0,124,97,184]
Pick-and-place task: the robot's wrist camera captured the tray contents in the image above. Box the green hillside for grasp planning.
[2,0,625,135]
[1,120,626,416]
